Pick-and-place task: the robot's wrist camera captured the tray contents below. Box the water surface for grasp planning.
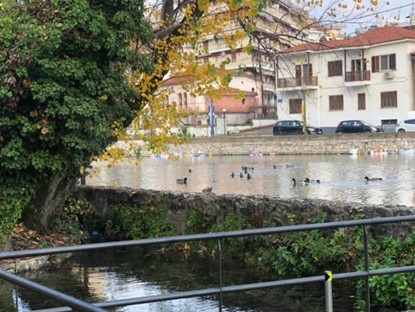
[87,153,415,207]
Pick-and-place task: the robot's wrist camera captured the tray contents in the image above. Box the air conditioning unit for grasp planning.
[384,71,394,79]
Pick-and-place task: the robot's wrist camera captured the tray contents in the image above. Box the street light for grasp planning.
[223,109,227,135]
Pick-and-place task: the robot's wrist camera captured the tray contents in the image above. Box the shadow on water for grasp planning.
[1,247,357,312]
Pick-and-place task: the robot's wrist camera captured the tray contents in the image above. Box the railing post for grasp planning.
[14,259,18,312]
[363,226,371,312]
[217,238,223,312]
[324,270,333,312]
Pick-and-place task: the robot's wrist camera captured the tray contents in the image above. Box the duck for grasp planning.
[365,176,383,181]
[239,172,244,178]
[231,172,235,178]
[242,166,254,173]
[176,177,187,184]
[292,178,311,186]
[304,178,320,183]
[247,173,252,180]
[202,186,213,193]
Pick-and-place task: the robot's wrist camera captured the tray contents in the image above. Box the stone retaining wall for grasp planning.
[74,186,415,239]
[162,133,415,155]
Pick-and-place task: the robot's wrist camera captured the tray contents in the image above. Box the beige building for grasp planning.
[161,0,341,135]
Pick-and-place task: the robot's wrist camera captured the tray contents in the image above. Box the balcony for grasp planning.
[277,76,318,90]
[345,70,371,86]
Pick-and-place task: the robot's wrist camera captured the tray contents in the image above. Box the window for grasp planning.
[328,60,342,76]
[184,93,188,108]
[351,59,366,72]
[296,63,313,85]
[371,54,396,72]
[289,99,302,114]
[381,54,396,70]
[329,95,344,111]
[381,91,397,108]
[179,93,182,107]
[302,64,312,77]
[358,93,366,110]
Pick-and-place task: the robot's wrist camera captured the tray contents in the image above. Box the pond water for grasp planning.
[1,248,357,312]
[87,153,415,207]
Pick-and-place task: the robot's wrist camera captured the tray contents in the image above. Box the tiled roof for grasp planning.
[282,26,415,54]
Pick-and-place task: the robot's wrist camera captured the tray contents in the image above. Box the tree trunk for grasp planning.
[22,175,77,234]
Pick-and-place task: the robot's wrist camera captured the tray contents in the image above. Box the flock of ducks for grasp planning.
[176,165,383,192]
[176,169,213,193]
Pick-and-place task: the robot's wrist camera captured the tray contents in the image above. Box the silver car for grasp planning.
[395,119,415,133]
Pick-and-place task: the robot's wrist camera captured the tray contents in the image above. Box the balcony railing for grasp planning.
[345,70,371,82]
[277,76,318,89]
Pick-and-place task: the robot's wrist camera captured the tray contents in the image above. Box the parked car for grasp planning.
[395,119,415,133]
[273,120,323,135]
[335,120,382,134]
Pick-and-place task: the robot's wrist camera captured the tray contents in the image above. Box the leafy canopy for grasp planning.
[0,0,152,237]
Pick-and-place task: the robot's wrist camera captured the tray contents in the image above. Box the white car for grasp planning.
[395,119,415,133]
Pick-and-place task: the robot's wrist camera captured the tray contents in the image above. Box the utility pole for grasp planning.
[209,97,215,136]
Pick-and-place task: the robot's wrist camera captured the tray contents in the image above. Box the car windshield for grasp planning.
[360,120,376,127]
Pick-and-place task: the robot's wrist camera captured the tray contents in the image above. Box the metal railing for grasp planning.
[2,215,415,312]
[345,70,371,82]
[277,76,318,88]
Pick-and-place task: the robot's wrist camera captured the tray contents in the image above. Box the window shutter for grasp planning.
[390,54,396,70]
[371,56,379,72]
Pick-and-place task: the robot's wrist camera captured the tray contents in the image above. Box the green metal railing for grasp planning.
[1,215,415,312]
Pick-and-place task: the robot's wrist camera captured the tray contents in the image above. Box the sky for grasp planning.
[309,0,415,35]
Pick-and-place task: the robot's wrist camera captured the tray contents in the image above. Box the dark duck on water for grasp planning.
[176,177,187,184]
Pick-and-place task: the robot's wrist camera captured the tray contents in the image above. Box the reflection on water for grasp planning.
[3,248,356,312]
[87,153,415,207]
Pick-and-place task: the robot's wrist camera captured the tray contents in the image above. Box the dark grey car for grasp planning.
[335,120,382,134]
[273,120,323,135]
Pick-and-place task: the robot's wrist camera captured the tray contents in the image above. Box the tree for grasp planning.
[0,0,153,236]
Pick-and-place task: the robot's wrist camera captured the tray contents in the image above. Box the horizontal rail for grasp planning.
[32,265,415,312]
[0,270,105,312]
[2,214,415,260]
[3,214,415,312]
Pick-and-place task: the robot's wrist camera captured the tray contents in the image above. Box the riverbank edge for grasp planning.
[74,187,415,239]
[116,132,415,157]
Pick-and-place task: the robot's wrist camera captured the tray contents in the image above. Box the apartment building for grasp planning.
[276,26,415,130]
[163,0,339,128]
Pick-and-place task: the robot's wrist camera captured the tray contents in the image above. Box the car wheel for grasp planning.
[336,131,343,134]
[398,129,406,133]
